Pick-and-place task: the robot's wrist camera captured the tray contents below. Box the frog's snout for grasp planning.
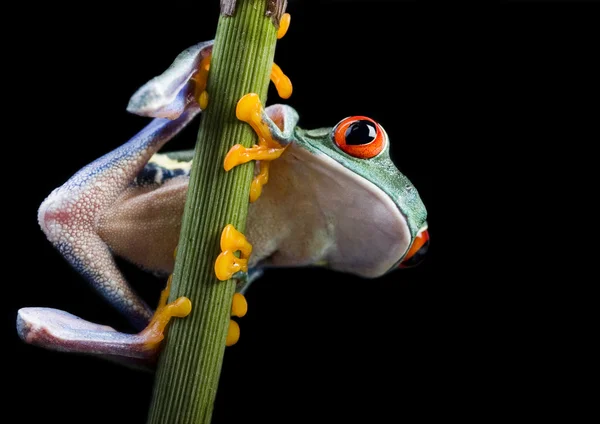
[399,227,429,269]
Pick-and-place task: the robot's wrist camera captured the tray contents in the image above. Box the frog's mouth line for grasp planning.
[285,144,412,278]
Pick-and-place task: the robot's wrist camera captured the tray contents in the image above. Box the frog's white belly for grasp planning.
[97,144,410,278]
[248,144,411,277]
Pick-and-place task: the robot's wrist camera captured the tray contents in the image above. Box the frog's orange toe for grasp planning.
[140,295,192,349]
[236,93,262,122]
[231,293,248,318]
[226,319,240,346]
[224,144,246,171]
[199,90,209,109]
[270,64,293,99]
[277,13,291,39]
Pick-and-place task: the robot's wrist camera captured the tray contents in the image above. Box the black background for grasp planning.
[6,1,459,422]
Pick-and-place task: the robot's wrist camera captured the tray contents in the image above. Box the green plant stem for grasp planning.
[147,1,283,422]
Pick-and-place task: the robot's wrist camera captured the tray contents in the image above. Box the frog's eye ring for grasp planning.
[333,116,385,159]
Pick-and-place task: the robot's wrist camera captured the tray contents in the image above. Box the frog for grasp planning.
[16,39,429,367]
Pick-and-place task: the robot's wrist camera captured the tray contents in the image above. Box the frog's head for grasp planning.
[267,106,429,276]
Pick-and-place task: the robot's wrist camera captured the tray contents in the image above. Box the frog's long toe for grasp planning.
[231,293,248,318]
[270,63,292,99]
[223,143,284,171]
[16,277,191,365]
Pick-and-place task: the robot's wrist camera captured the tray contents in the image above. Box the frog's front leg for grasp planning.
[224,94,299,202]
[38,108,199,328]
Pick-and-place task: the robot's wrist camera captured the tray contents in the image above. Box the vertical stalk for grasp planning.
[147,1,286,422]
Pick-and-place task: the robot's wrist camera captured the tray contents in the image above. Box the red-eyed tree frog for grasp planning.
[17,40,429,367]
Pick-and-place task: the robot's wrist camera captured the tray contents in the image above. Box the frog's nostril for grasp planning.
[399,228,429,268]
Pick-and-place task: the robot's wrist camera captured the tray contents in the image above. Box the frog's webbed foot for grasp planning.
[138,276,192,350]
[17,273,250,364]
[17,278,191,367]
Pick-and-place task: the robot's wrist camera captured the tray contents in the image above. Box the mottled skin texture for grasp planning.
[37,109,200,328]
[18,41,428,364]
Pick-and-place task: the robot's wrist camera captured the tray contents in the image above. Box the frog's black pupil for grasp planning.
[345,120,378,145]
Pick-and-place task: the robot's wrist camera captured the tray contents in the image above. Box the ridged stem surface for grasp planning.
[147,1,280,422]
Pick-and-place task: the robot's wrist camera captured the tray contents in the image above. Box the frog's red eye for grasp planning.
[333,116,385,159]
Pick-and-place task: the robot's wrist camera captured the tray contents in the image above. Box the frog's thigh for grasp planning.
[39,189,153,328]
[97,177,188,274]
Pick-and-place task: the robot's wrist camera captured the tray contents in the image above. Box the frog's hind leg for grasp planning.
[37,109,199,329]
[16,277,248,366]
[16,297,191,367]
[16,308,161,366]
[16,278,191,366]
